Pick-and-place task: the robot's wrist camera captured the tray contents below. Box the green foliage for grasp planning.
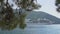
[55,0,60,6]
[14,0,41,11]
[0,0,41,30]
[19,24,26,29]
[55,0,60,12]
[0,13,27,30]
[19,14,27,29]
[56,0,60,3]
[0,0,4,2]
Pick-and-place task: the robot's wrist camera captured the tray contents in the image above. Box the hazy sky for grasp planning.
[35,0,60,19]
[8,0,60,18]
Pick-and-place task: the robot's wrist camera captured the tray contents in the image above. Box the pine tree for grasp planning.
[55,0,60,12]
[0,0,41,30]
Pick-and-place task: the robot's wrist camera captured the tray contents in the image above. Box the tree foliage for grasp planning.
[55,0,60,12]
[0,0,41,30]
[14,0,41,11]
[0,0,4,2]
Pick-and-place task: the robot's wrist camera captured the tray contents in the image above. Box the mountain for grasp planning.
[26,11,60,24]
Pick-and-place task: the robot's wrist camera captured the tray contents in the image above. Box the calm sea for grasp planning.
[0,24,60,34]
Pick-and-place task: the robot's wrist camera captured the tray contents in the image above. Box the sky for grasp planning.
[8,0,60,18]
[35,0,60,19]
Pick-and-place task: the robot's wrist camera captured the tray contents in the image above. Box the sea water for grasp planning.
[0,24,60,34]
